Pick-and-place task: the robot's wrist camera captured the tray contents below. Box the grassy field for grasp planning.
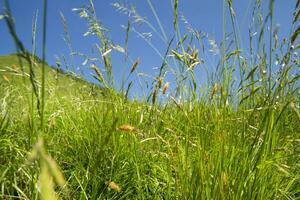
[1,0,300,199]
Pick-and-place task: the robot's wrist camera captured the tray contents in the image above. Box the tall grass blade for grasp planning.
[40,0,47,130]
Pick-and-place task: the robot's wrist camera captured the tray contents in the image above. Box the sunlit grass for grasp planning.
[0,0,299,199]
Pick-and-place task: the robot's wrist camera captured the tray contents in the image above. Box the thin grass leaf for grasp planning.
[239,86,261,104]
[175,35,188,50]
[173,0,178,30]
[125,81,132,100]
[146,0,168,41]
[245,65,259,81]
[293,10,300,24]
[41,0,48,129]
[225,50,241,60]
[171,50,183,62]
[291,26,300,44]
[125,20,131,59]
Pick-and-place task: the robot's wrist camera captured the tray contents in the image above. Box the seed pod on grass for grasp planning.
[221,172,228,192]
[117,124,137,132]
[103,55,110,69]
[130,58,140,73]
[91,64,108,87]
[106,181,121,192]
[162,82,170,94]
[210,83,218,99]
[152,89,157,104]
[91,65,104,82]
[157,77,163,88]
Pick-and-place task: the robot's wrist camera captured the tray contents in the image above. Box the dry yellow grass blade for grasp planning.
[2,75,9,82]
[117,124,137,132]
[40,163,58,200]
[28,138,68,197]
[44,155,66,188]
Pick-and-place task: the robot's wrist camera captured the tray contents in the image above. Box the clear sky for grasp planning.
[0,0,296,98]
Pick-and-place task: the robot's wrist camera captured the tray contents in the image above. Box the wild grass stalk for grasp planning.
[29,9,38,148]
[4,0,41,148]
[40,0,47,130]
[268,0,274,100]
[59,12,78,75]
[221,0,228,107]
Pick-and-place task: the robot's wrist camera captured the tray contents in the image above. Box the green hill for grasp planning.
[0,54,102,98]
[0,54,107,124]
[1,53,299,199]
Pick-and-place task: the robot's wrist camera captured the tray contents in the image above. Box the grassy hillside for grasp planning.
[0,53,105,125]
[1,0,300,199]
[0,54,103,98]
[1,53,300,199]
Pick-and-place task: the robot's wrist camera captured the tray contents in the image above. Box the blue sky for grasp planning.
[0,0,296,99]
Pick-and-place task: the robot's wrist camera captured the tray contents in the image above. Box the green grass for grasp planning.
[1,0,300,199]
[0,54,299,199]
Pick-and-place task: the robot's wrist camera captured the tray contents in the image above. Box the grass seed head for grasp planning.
[152,89,157,104]
[107,181,121,192]
[91,64,106,85]
[210,83,218,99]
[130,58,140,73]
[117,124,137,132]
[162,82,170,94]
[157,77,163,88]
[221,172,228,192]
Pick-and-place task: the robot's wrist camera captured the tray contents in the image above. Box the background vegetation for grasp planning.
[0,0,299,199]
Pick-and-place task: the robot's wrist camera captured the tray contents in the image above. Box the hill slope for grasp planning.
[0,54,102,98]
[0,54,300,199]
